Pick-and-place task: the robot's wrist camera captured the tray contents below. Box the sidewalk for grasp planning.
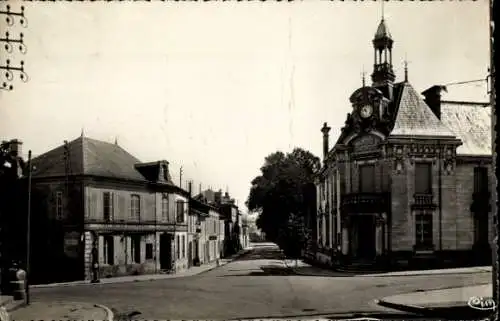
[8,301,113,321]
[289,260,492,277]
[32,249,250,289]
[376,283,494,319]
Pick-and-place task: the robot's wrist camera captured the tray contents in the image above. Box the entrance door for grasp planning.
[188,241,193,267]
[160,233,172,270]
[353,215,376,261]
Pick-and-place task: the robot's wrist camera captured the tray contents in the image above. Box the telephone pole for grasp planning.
[179,166,183,188]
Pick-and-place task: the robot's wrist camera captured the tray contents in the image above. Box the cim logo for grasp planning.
[467,296,496,311]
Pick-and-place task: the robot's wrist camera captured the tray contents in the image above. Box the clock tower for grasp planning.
[371,17,396,101]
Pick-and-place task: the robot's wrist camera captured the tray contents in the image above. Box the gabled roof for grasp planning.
[440,101,491,156]
[32,136,147,181]
[390,82,457,138]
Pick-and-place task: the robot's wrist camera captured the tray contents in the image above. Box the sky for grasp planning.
[0,0,490,214]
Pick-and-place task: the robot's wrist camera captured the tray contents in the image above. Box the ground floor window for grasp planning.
[415,212,433,249]
[103,235,114,265]
[176,235,180,259]
[146,242,153,260]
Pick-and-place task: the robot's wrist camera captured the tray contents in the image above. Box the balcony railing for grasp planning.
[412,193,436,209]
[341,193,389,214]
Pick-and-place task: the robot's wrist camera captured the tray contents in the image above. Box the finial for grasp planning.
[114,136,118,145]
[81,127,84,137]
[361,66,366,87]
[404,53,410,82]
[381,0,385,20]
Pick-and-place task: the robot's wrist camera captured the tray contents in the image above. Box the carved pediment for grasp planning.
[351,134,382,153]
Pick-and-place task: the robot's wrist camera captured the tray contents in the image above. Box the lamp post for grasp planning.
[25,151,32,305]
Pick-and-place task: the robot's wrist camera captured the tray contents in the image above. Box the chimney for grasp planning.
[8,139,23,157]
[321,122,331,161]
[422,85,447,119]
[188,181,193,197]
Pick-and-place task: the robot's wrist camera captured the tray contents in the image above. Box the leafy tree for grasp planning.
[246,148,320,256]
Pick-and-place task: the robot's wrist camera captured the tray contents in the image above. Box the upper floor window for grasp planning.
[359,164,376,193]
[103,192,114,221]
[176,200,185,223]
[130,194,141,220]
[161,195,169,221]
[473,167,488,194]
[415,162,432,194]
[56,191,63,219]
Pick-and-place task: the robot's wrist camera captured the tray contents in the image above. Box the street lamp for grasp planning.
[0,4,28,91]
[25,151,32,305]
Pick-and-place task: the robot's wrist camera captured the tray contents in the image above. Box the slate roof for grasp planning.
[390,82,457,138]
[440,101,491,156]
[31,136,147,181]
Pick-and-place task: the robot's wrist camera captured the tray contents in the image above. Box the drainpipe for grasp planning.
[438,141,443,255]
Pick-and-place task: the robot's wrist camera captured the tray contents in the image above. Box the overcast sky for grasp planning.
[0,1,490,212]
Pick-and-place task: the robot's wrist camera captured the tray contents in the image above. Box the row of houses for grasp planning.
[0,135,248,285]
[304,17,494,271]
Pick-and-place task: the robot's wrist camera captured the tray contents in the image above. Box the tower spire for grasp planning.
[404,53,409,82]
[381,0,385,20]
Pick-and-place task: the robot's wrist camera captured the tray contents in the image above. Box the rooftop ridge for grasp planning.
[441,100,490,107]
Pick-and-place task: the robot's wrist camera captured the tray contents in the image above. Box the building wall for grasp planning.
[83,185,189,279]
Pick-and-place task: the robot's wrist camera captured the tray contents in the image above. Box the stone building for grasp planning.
[312,18,493,270]
[28,135,190,283]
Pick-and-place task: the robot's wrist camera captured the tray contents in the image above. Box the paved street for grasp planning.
[26,243,491,320]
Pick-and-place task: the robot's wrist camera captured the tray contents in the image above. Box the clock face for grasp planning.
[360,105,373,118]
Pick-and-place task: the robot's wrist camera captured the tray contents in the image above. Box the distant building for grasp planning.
[198,189,242,257]
[26,135,190,284]
[311,18,493,270]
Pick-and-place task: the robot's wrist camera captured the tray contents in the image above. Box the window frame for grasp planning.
[56,191,63,219]
[415,211,433,250]
[359,163,376,193]
[130,194,141,220]
[161,195,169,221]
[176,200,185,223]
[415,162,433,195]
[131,235,141,263]
[103,192,113,221]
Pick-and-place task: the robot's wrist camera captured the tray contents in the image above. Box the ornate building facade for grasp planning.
[313,18,493,270]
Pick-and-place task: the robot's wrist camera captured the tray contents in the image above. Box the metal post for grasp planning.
[25,150,31,305]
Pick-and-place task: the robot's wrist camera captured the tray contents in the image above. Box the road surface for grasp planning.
[27,243,491,320]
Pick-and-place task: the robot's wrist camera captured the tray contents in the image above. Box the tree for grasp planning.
[246,148,320,256]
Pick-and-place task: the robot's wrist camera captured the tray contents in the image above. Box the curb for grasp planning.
[375,298,494,319]
[95,303,114,321]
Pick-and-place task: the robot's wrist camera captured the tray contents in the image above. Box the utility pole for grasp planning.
[25,150,32,305]
[0,4,28,91]
[179,167,183,189]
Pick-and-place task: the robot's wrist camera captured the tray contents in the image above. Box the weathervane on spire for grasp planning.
[381,0,385,20]
[361,66,366,87]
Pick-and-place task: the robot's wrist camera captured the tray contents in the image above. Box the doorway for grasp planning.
[160,233,172,270]
[351,215,376,262]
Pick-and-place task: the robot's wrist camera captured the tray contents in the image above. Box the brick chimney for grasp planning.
[321,122,331,161]
[422,85,447,119]
[188,181,193,197]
